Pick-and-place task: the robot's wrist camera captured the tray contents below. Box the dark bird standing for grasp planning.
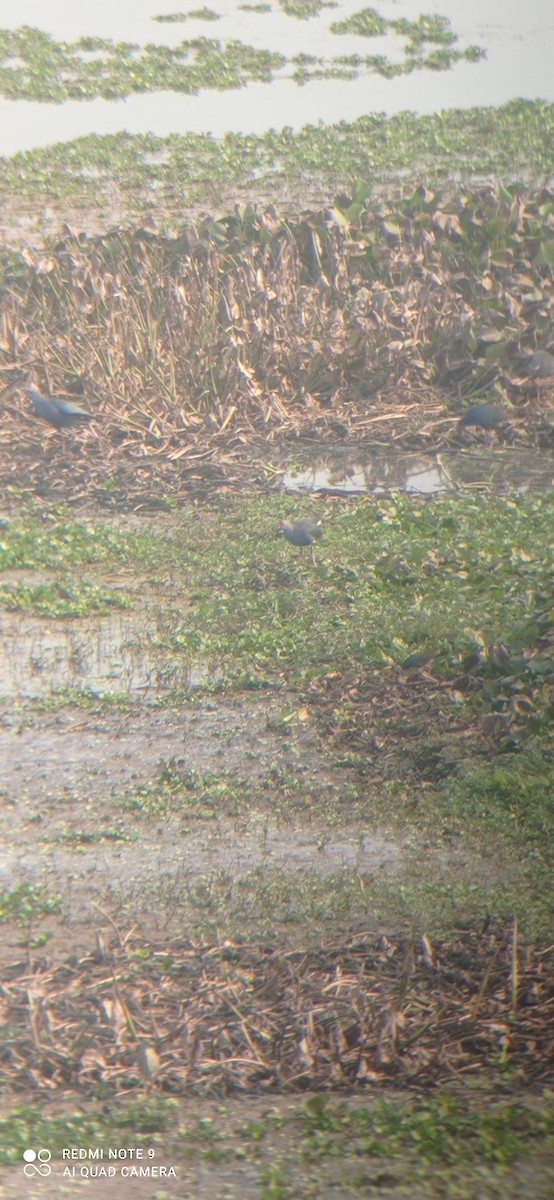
[459,402,512,435]
[26,384,93,432]
[278,518,323,565]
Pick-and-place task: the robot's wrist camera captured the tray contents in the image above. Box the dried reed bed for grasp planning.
[0,187,552,500]
[1,927,551,1096]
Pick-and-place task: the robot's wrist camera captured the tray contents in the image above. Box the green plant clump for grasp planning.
[300,1092,554,1166]
[0,1099,177,1163]
[0,26,285,103]
[330,7,387,37]
[0,579,132,617]
[152,11,189,21]
[0,883,62,924]
[0,514,170,571]
[279,0,336,17]
[0,17,484,104]
[0,100,548,216]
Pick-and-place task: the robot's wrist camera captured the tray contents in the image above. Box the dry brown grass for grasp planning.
[0,189,552,500]
[1,927,552,1096]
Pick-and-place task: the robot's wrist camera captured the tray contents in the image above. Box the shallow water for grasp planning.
[282,446,554,495]
[0,607,212,699]
[0,0,551,155]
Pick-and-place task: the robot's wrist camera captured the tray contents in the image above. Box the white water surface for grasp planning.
[0,1,551,153]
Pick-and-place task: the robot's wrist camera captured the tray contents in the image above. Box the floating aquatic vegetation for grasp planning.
[278,0,337,17]
[0,18,485,103]
[1,100,550,221]
[188,7,221,19]
[152,12,190,21]
[152,7,221,20]
[330,7,387,37]
[153,7,221,19]
[0,26,284,102]
[328,8,486,76]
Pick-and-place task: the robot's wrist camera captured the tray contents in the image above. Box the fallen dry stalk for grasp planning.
[0,187,551,503]
[0,928,551,1096]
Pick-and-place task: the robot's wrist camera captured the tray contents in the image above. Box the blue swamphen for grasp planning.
[278,518,323,565]
[459,402,512,435]
[26,384,93,432]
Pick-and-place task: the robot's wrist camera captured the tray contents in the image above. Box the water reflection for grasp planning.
[1,609,211,699]
[282,448,554,495]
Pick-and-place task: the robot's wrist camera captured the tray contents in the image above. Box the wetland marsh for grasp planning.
[0,2,553,1195]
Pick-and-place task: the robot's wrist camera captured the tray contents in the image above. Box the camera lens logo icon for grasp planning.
[23,1149,52,1177]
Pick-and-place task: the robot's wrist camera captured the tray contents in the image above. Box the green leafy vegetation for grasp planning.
[153,11,190,21]
[330,10,460,46]
[145,858,549,943]
[153,8,222,20]
[0,513,169,571]
[124,759,355,819]
[329,8,485,76]
[125,763,254,817]
[391,13,457,45]
[0,26,284,102]
[0,101,549,221]
[146,493,553,688]
[279,0,336,17]
[299,1092,554,1166]
[0,17,484,105]
[330,7,387,37]
[54,824,136,845]
[0,883,62,924]
[0,579,132,617]
[188,7,221,19]
[2,493,552,693]
[0,1090,551,1177]
[0,1099,177,1162]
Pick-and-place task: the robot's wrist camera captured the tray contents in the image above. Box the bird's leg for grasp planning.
[311,545,317,566]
